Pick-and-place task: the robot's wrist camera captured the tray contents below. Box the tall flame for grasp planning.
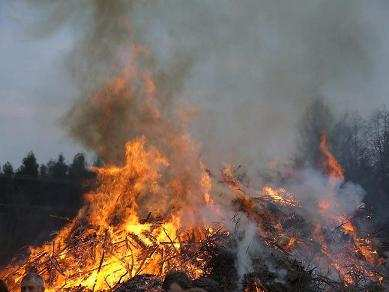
[319,133,344,181]
[0,48,384,291]
[0,138,216,291]
[313,133,383,285]
[0,40,217,290]
[220,134,383,287]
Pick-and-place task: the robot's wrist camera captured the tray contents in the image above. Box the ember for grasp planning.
[260,186,298,207]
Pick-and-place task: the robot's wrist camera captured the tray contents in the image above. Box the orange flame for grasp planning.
[319,133,344,181]
[260,186,298,207]
[0,138,217,290]
[0,58,383,291]
[313,134,383,285]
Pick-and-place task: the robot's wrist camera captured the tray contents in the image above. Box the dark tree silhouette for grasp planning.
[2,162,14,177]
[332,112,370,184]
[69,153,88,178]
[39,164,48,177]
[366,109,389,197]
[296,97,334,167]
[16,152,39,177]
[48,154,68,178]
[0,155,84,266]
[93,156,104,167]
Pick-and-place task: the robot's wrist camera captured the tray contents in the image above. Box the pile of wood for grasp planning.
[1,167,385,291]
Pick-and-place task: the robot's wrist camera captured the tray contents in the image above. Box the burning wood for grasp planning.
[0,133,385,291]
[217,135,384,289]
[0,136,228,291]
[0,54,384,292]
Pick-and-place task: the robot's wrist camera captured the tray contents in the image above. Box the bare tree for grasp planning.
[296,97,334,167]
[332,112,370,183]
[367,108,389,188]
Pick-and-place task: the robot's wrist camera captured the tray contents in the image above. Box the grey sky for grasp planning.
[1,1,389,168]
[0,2,83,165]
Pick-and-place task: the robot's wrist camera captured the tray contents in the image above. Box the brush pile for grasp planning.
[0,136,385,291]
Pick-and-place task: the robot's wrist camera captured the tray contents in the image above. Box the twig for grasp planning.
[92,230,109,291]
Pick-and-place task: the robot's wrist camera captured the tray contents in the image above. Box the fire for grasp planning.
[260,186,298,207]
[0,138,215,291]
[0,126,383,290]
[220,135,383,287]
[0,39,226,290]
[0,47,383,291]
[311,133,383,285]
[244,279,266,292]
[319,133,344,181]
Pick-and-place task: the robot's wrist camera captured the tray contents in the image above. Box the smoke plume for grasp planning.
[20,0,389,170]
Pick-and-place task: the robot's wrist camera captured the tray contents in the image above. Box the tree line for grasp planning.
[0,152,98,265]
[0,153,99,180]
[1,98,389,265]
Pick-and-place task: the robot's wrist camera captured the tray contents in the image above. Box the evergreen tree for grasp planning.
[39,164,48,177]
[16,152,39,177]
[48,154,68,178]
[69,153,88,178]
[2,161,14,177]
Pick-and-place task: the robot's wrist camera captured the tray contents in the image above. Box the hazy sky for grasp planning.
[0,2,84,165]
[1,1,389,167]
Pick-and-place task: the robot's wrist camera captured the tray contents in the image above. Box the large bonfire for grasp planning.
[0,48,384,291]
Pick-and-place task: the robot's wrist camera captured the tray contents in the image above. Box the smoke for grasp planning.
[18,1,190,159]
[22,0,137,93]
[221,166,370,285]
[289,168,365,223]
[134,0,388,168]
[6,2,387,285]
[235,221,257,281]
[19,0,385,248]
[17,1,218,228]
[21,0,383,238]
[19,0,389,170]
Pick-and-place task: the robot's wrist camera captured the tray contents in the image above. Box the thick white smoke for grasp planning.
[235,221,257,280]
